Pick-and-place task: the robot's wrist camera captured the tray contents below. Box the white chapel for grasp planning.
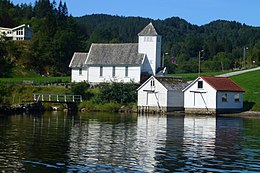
[69,22,162,83]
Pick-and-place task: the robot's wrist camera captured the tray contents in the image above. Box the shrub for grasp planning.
[97,82,138,104]
[71,82,93,100]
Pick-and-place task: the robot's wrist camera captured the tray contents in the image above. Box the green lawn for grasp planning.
[167,71,227,81]
[0,66,70,84]
[0,76,70,85]
[2,85,72,106]
[231,70,260,111]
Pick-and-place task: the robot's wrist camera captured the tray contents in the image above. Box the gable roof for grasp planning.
[183,76,244,92]
[201,76,244,92]
[12,24,32,31]
[69,52,88,68]
[156,76,188,91]
[0,24,31,32]
[86,43,144,65]
[137,76,188,91]
[138,22,159,36]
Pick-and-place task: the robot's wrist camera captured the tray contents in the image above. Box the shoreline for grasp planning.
[1,104,260,118]
[219,111,260,118]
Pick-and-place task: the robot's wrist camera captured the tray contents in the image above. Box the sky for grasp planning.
[11,0,260,27]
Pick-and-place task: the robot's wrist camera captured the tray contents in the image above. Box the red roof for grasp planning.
[201,76,244,92]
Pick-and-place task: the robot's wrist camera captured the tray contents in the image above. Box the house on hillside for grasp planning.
[0,24,32,40]
[137,76,188,113]
[183,76,245,114]
[69,22,162,83]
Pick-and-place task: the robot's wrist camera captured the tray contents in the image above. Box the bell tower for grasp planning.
[138,22,162,75]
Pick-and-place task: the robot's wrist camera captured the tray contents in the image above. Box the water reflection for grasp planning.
[0,112,260,172]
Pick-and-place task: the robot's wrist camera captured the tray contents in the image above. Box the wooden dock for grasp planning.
[33,94,82,103]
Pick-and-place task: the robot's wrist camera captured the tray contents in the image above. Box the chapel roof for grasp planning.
[69,52,88,68]
[86,43,145,65]
[138,22,159,36]
[201,76,244,92]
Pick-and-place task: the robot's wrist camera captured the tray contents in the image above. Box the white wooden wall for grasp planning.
[138,35,161,75]
[184,78,217,109]
[71,68,88,82]
[138,77,167,107]
[88,66,141,83]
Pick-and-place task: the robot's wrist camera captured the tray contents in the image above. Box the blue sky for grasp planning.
[12,0,260,26]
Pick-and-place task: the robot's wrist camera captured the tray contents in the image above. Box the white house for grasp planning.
[0,24,32,40]
[137,76,188,112]
[183,76,245,114]
[69,23,161,83]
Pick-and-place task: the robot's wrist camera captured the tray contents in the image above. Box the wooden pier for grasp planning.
[33,94,82,111]
[33,94,82,103]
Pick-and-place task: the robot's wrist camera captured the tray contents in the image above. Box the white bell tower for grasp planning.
[138,22,162,75]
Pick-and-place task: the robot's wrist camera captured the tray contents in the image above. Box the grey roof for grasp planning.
[155,76,188,91]
[69,52,88,68]
[86,43,144,65]
[138,22,159,36]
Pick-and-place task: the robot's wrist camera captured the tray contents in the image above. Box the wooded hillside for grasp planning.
[1,0,260,77]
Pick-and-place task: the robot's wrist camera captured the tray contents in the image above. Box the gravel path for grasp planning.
[216,66,260,77]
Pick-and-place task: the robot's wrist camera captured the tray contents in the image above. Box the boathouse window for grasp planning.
[198,81,203,88]
[125,66,128,77]
[79,68,82,75]
[100,66,103,77]
[222,93,228,102]
[234,94,240,102]
[151,80,155,87]
[112,66,116,77]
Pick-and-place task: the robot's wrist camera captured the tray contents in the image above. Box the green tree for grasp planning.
[97,83,138,104]
[71,82,93,100]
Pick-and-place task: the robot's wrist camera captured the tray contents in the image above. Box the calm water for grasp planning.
[0,112,260,172]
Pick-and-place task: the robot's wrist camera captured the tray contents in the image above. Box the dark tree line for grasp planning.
[1,0,260,77]
[76,14,260,73]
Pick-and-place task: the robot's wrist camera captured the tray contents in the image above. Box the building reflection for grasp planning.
[68,114,245,172]
[154,115,245,172]
[154,115,185,172]
[214,116,243,164]
[0,112,250,172]
[68,113,168,172]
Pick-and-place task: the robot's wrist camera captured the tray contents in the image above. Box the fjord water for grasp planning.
[0,112,260,172]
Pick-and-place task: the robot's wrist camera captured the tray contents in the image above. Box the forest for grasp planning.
[1,0,260,77]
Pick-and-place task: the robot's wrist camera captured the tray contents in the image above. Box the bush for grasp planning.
[0,84,12,106]
[99,102,121,112]
[97,82,138,104]
[71,82,93,100]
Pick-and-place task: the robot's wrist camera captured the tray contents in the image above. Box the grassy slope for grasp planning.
[230,70,260,111]
[167,71,226,81]
[0,66,70,84]
[5,85,71,105]
[0,76,70,84]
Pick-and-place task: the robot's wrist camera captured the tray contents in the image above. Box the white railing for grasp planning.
[33,94,82,103]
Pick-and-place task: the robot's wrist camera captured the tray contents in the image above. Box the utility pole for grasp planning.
[162,52,168,67]
[243,47,248,69]
[198,50,204,76]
